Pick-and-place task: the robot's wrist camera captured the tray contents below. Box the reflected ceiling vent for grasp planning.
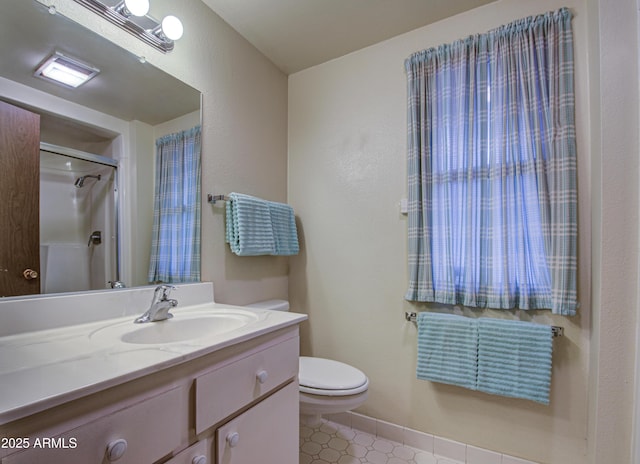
[34,51,100,88]
[71,0,183,53]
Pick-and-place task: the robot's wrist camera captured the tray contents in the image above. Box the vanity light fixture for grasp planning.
[34,51,100,88]
[122,0,149,17]
[71,0,183,53]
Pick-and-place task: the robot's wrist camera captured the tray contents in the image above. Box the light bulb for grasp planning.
[161,15,183,41]
[124,0,149,17]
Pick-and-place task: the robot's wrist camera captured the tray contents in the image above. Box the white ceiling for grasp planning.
[201,0,497,74]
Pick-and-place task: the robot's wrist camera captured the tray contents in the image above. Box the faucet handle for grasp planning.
[154,284,176,301]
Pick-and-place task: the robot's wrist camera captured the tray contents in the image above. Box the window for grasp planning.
[404,8,577,315]
[148,126,201,283]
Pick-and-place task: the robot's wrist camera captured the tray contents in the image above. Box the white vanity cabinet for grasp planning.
[0,326,300,464]
[215,381,298,464]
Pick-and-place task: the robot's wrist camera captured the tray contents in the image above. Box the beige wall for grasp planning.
[588,0,639,462]
[289,0,638,463]
[47,0,290,304]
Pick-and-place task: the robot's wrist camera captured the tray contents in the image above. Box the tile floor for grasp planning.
[300,419,458,464]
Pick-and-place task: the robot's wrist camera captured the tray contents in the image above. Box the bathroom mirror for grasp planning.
[0,1,202,298]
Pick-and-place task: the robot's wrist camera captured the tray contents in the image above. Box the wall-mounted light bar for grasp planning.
[71,0,183,53]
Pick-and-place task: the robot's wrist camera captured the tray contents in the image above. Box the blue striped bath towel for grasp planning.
[225,193,299,256]
[477,318,553,404]
[417,312,478,391]
[225,193,276,256]
[268,201,299,255]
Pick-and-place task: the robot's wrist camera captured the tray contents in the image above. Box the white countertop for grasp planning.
[0,303,306,425]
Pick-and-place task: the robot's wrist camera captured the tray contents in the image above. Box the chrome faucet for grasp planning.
[134,285,178,323]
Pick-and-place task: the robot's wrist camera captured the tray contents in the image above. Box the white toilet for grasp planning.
[245,300,369,425]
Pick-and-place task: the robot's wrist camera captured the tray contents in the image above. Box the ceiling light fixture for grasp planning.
[71,0,183,53]
[160,15,183,41]
[34,51,100,88]
[123,0,149,17]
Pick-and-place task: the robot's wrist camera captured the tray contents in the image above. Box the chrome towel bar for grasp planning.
[207,194,229,204]
[404,311,564,338]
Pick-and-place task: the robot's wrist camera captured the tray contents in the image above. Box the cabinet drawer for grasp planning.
[195,336,298,434]
[164,439,210,464]
[216,381,298,464]
[3,387,184,464]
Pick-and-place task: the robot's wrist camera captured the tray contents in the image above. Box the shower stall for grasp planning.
[39,143,119,293]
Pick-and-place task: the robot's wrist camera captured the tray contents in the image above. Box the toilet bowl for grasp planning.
[244,300,369,425]
[298,356,368,424]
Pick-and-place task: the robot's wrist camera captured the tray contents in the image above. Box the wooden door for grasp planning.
[0,100,40,296]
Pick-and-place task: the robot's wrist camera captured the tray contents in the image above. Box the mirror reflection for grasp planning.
[40,144,118,294]
[0,1,202,298]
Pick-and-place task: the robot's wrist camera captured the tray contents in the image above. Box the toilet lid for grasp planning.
[299,357,369,395]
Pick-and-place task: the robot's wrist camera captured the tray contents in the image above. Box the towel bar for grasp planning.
[207,194,229,204]
[404,311,564,338]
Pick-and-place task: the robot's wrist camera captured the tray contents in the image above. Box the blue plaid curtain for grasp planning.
[404,8,577,315]
[148,126,201,283]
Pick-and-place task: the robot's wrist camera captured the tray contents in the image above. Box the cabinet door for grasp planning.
[0,100,40,297]
[216,381,298,464]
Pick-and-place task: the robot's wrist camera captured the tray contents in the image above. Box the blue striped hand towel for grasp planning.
[268,201,299,255]
[477,318,553,404]
[225,193,276,256]
[417,312,478,390]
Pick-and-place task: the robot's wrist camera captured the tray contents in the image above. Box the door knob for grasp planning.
[23,269,38,280]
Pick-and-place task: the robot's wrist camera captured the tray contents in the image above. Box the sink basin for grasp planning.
[90,309,260,345]
[122,315,252,344]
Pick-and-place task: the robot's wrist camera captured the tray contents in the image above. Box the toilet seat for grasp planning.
[299,357,369,396]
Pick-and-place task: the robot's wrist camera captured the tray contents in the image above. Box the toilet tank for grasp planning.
[244,299,290,312]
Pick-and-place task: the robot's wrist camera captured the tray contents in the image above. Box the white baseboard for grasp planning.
[324,411,538,464]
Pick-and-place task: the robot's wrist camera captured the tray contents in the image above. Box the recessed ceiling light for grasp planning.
[34,51,100,89]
